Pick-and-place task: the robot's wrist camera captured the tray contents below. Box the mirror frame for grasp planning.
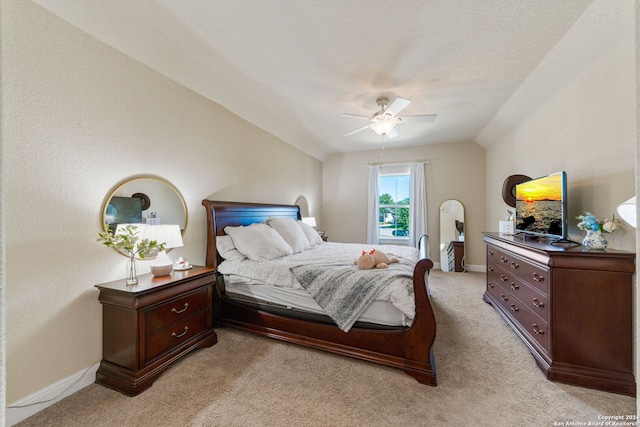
[295,195,310,218]
[439,199,465,272]
[101,175,188,255]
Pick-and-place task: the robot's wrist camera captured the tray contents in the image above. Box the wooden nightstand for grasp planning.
[95,266,218,396]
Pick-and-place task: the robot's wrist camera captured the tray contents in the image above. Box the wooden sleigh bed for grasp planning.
[202,200,437,386]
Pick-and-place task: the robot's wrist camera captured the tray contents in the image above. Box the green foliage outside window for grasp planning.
[379,192,410,237]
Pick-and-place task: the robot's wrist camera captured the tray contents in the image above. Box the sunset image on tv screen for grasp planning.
[515,174,563,203]
[515,173,564,237]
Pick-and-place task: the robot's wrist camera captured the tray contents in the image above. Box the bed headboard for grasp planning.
[201,200,301,268]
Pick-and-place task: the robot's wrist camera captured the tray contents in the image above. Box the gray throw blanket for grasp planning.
[290,261,414,332]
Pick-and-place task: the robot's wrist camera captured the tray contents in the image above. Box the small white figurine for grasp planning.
[506,210,515,222]
[174,257,191,269]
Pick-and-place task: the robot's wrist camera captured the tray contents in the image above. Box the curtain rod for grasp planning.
[366,160,431,167]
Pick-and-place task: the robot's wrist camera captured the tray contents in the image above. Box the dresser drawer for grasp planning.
[487,245,511,268]
[486,280,512,309]
[145,310,208,363]
[509,302,550,354]
[508,276,549,323]
[145,287,209,333]
[487,266,510,294]
[509,254,548,294]
[487,281,549,354]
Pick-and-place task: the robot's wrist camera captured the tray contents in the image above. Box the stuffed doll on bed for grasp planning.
[355,249,399,270]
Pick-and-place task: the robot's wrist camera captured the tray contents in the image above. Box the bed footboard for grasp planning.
[203,200,437,386]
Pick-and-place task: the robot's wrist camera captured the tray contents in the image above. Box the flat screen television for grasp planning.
[105,196,143,232]
[515,171,567,240]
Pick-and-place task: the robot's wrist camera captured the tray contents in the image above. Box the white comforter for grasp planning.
[217,242,419,326]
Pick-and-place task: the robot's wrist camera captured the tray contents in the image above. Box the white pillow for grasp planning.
[297,220,324,246]
[216,235,247,262]
[224,223,293,261]
[267,217,311,253]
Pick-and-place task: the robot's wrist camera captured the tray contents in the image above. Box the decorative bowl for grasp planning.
[150,264,173,276]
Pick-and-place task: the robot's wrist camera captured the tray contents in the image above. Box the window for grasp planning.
[378,174,410,240]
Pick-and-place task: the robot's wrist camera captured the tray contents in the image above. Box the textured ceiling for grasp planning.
[34,0,593,160]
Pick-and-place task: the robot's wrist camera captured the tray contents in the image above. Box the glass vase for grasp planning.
[126,256,138,285]
[582,230,608,250]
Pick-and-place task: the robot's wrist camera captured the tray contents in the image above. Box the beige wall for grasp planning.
[322,142,486,269]
[2,1,321,404]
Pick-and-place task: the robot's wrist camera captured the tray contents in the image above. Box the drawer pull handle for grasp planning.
[532,273,545,282]
[510,304,519,312]
[532,324,544,335]
[488,282,494,288]
[511,262,519,269]
[500,275,508,282]
[500,294,508,301]
[488,266,494,272]
[488,250,494,255]
[532,298,545,308]
[500,256,508,263]
[510,283,519,290]
[171,303,189,314]
[172,326,189,338]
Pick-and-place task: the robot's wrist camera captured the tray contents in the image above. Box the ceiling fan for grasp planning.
[340,96,437,139]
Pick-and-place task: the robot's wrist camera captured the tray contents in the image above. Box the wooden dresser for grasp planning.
[482,232,635,396]
[95,266,218,396]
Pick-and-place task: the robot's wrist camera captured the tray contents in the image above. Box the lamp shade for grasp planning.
[143,225,184,276]
[302,217,317,227]
[617,197,636,228]
[142,224,184,249]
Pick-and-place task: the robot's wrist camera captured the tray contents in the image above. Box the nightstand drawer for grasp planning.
[145,310,208,363]
[145,287,209,333]
[96,266,217,396]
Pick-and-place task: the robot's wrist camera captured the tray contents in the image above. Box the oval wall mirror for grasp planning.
[439,199,465,272]
[101,176,187,255]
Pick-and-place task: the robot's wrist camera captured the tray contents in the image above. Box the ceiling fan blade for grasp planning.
[386,127,399,138]
[339,113,370,121]
[400,114,437,123]
[386,97,411,116]
[344,125,370,136]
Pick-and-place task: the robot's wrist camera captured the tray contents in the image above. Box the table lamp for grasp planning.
[617,196,636,228]
[143,224,184,276]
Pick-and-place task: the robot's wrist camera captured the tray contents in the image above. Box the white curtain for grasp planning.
[367,166,380,244]
[409,163,427,248]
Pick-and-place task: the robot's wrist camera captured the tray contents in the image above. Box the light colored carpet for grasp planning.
[17,270,635,426]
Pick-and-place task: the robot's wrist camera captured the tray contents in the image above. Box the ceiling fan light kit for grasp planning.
[340,96,436,139]
[370,117,398,136]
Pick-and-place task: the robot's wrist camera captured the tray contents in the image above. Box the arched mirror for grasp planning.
[101,176,187,256]
[295,195,310,218]
[439,199,465,272]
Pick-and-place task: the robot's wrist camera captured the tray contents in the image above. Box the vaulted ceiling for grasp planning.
[34,0,593,160]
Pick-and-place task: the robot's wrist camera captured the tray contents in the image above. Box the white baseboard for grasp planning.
[433,261,485,273]
[5,362,99,426]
